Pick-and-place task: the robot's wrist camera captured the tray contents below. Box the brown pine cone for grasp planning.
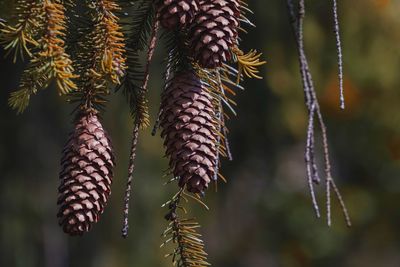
[158,0,200,30]
[160,71,219,194]
[189,0,240,68]
[57,111,115,236]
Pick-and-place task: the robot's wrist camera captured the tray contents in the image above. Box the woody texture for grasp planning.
[158,0,200,30]
[189,0,240,68]
[160,71,219,194]
[57,111,115,236]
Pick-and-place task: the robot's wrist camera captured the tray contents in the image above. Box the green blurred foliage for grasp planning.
[1,0,400,266]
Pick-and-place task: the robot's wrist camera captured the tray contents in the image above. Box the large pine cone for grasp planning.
[189,0,240,68]
[160,71,219,194]
[159,0,200,30]
[57,111,115,236]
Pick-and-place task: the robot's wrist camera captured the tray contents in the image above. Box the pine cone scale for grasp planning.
[161,71,219,194]
[159,0,200,30]
[57,112,115,236]
[189,0,240,68]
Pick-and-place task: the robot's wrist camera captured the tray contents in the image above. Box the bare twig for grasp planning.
[122,123,140,238]
[287,0,351,226]
[332,0,345,110]
[122,18,160,238]
[152,50,173,136]
[221,114,233,161]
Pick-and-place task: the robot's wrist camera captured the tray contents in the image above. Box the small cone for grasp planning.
[160,71,219,194]
[57,111,115,236]
[189,0,240,68]
[159,0,200,30]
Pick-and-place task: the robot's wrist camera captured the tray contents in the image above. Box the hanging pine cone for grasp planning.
[158,0,200,30]
[160,71,219,194]
[57,111,115,236]
[189,0,240,68]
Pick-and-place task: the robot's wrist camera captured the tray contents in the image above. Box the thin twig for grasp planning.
[213,71,225,181]
[122,123,140,238]
[121,18,160,238]
[152,51,173,136]
[287,0,351,226]
[332,0,345,110]
[306,103,321,218]
[221,114,233,161]
[151,107,163,136]
[141,20,159,96]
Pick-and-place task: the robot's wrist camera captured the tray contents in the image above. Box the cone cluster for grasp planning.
[158,0,243,193]
[57,111,115,236]
[160,71,219,194]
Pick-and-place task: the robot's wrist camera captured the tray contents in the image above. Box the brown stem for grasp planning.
[121,18,160,238]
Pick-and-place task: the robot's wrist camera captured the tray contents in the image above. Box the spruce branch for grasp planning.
[91,0,127,84]
[119,0,156,123]
[7,0,77,113]
[287,0,351,227]
[67,0,130,112]
[0,0,43,62]
[232,47,266,83]
[41,0,77,94]
[162,186,210,267]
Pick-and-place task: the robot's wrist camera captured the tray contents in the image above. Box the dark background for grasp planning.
[1,0,400,266]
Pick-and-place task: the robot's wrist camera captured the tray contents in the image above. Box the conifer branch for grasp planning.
[8,62,49,113]
[162,185,210,267]
[68,0,119,111]
[232,47,266,83]
[119,0,156,124]
[6,0,77,113]
[91,0,127,84]
[0,0,43,62]
[41,0,77,94]
[67,0,128,112]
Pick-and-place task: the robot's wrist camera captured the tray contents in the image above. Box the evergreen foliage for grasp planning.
[0,0,352,266]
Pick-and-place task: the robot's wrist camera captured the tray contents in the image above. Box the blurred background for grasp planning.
[1,0,400,266]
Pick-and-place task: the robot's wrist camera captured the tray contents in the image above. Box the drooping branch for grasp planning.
[121,17,159,238]
[287,0,351,227]
[0,0,43,62]
[92,0,127,84]
[161,185,210,267]
[119,0,156,125]
[5,0,77,113]
[121,123,139,238]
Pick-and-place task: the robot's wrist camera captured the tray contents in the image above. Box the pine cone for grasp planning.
[160,71,219,194]
[57,111,115,236]
[159,0,200,30]
[189,0,240,68]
